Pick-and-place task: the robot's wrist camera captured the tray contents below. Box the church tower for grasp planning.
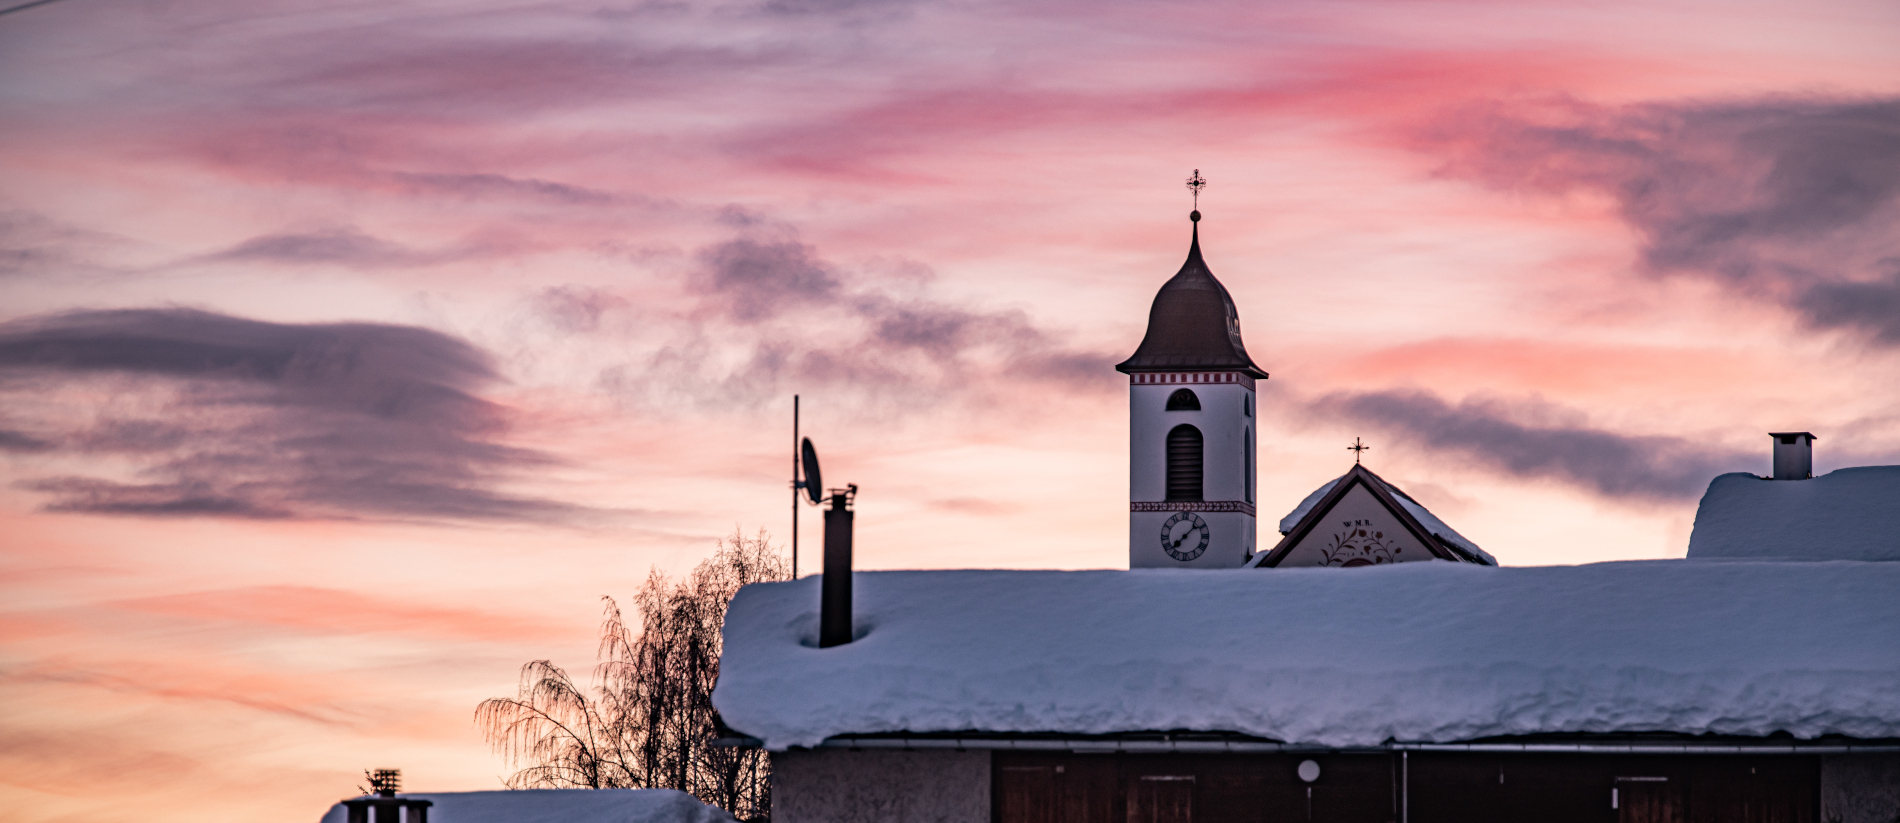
[1117,207,1268,568]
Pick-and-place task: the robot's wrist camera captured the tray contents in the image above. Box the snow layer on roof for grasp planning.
[1279,473,1495,565]
[317,789,734,823]
[1688,467,1900,561]
[713,562,1900,751]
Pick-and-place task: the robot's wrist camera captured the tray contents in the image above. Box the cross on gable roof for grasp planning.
[1248,464,1493,567]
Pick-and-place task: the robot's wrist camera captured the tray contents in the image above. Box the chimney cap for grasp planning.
[1769,431,1817,441]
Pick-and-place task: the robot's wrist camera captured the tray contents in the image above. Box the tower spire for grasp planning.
[1114,170,1264,379]
[1186,169,1206,251]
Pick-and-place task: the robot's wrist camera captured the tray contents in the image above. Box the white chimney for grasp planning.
[1769,432,1815,480]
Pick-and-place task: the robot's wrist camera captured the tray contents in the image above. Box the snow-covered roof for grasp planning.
[713,562,1900,751]
[1688,467,1900,562]
[1278,472,1495,565]
[318,789,734,823]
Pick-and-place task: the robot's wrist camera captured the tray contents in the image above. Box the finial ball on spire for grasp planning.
[1190,210,1200,223]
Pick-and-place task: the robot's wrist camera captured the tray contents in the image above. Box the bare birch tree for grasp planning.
[477,528,786,820]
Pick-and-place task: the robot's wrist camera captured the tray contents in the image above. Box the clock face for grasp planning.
[1160,511,1211,561]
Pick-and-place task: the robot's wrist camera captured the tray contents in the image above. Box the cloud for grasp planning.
[1796,264,1900,345]
[532,285,631,334]
[115,585,566,644]
[20,477,287,518]
[1308,389,1758,502]
[926,496,1019,516]
[387,171,617,206]
[0,308,588,522]
[0,428,54,452]
[214,15,785,118]
[203,227,454,268]
[0,210,128,279]
[5,663,358,727]
[614,230,1116,414]
[1422,95,1900,344]
[693,238,843,321]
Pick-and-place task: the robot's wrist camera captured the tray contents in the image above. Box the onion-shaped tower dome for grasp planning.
[1115,213,1267,378]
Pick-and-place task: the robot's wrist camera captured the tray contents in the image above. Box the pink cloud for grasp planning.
[114,585,568,645]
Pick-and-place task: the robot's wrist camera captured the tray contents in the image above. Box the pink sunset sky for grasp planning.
[2,0,1898,818]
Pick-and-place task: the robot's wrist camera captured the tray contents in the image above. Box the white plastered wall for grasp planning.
[771,748,990,823]
[1822,754,1900,823]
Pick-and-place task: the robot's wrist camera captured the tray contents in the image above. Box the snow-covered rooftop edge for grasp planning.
[318,789,734,823]
[713,562,1900,751]
[1279,474,1496,565]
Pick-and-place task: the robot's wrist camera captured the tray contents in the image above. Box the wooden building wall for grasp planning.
[993,751,1818,823]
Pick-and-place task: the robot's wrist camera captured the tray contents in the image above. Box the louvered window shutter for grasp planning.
[1166,425,1203,502]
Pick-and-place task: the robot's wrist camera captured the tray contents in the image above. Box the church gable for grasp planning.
[1252,465,1480,567]
[1272,482,1434,567]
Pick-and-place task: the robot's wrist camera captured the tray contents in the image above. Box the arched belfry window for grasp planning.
[1166,424,1203,501]
[1166,389,1200,411]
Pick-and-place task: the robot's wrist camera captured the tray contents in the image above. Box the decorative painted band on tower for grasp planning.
[1117,206,1268,569]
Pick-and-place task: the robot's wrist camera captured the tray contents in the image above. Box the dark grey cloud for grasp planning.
[639,233,1113,411]
[693,238,843,321]
[1424,96,1900,344]
[0,429,54,453]
[388,172,617,206]
[762,0,919,15]
[1796,263,1900,345]
[20,477,286,518]
[255,27,781,117]
[0,210,125,279]
[0,308,585,523]
[533,285,630,334]
[1309,389,1758,502]
[204,227,446,268]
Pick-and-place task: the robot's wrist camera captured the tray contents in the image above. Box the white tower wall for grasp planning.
[1128,372,1257,568]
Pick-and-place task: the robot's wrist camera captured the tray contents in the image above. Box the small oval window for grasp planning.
[1166,389,1200,411]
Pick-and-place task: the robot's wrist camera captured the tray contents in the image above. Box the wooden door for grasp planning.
[999,765,1059,823]
[1688,759,1816,823]
[1618,778,1683,823]
[1129,775,1194,823]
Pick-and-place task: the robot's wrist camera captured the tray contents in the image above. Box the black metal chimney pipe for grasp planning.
[820,486,855,648]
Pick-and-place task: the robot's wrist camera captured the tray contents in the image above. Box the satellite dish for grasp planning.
[800,437,823,504]
[1297,760,1321,783]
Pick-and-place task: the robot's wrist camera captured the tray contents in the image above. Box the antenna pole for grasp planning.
[792,395,799,579]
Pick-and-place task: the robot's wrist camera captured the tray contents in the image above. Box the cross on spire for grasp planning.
[1348,437,1370,464]
[1186,169,1207,209]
